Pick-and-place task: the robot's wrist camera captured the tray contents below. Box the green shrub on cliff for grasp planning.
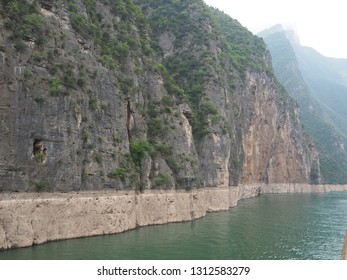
[1,0,49,49]
[68,0,150,69]
[33,180,49,192]
[129,139,153,166]
[108,167,127,181]
[154,173,171,187]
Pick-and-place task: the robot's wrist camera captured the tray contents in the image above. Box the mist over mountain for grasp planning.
[260,25,347,183]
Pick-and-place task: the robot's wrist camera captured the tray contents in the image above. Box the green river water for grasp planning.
[1,192,347,260]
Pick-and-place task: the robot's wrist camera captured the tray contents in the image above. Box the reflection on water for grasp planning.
[1,192,347,260]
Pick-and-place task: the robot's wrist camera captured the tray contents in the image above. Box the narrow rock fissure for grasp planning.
[126,100,134,141]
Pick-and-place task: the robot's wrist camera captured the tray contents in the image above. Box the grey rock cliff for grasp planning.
[0,0,320,192]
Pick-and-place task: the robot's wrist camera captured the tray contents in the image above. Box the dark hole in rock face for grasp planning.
[41,3,53,11]
[33,139,44,155]
[32,139,47,164]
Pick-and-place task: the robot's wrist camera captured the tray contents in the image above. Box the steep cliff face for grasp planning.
[0,0,319,192]
[241,72,314,184]
[0,0,168,191]
[138,1,319,185]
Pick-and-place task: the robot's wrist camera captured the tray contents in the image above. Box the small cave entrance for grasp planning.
[32,139,47,164]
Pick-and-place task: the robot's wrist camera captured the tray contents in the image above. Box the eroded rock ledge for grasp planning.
[1,184,347,250]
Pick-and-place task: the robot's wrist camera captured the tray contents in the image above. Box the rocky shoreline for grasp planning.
[1,184,347,250]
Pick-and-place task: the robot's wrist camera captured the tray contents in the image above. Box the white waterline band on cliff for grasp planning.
[1,184,347,250]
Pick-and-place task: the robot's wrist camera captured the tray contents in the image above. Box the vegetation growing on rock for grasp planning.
[0,0,321,191]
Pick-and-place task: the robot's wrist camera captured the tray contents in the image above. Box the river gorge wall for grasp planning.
[0,0,322,194]
[1,184,347,250]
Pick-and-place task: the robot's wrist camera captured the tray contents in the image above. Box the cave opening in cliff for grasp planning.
[32,139,47,164]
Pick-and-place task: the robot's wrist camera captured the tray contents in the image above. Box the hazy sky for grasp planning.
[204,0,347,58]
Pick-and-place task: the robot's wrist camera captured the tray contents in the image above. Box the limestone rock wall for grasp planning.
[1,185,347,250]
[241,72,315,184]
[0,187,241,250]
[0,0,320,192]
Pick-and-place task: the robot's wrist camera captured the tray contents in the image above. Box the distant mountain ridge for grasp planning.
[260,25,347,183]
